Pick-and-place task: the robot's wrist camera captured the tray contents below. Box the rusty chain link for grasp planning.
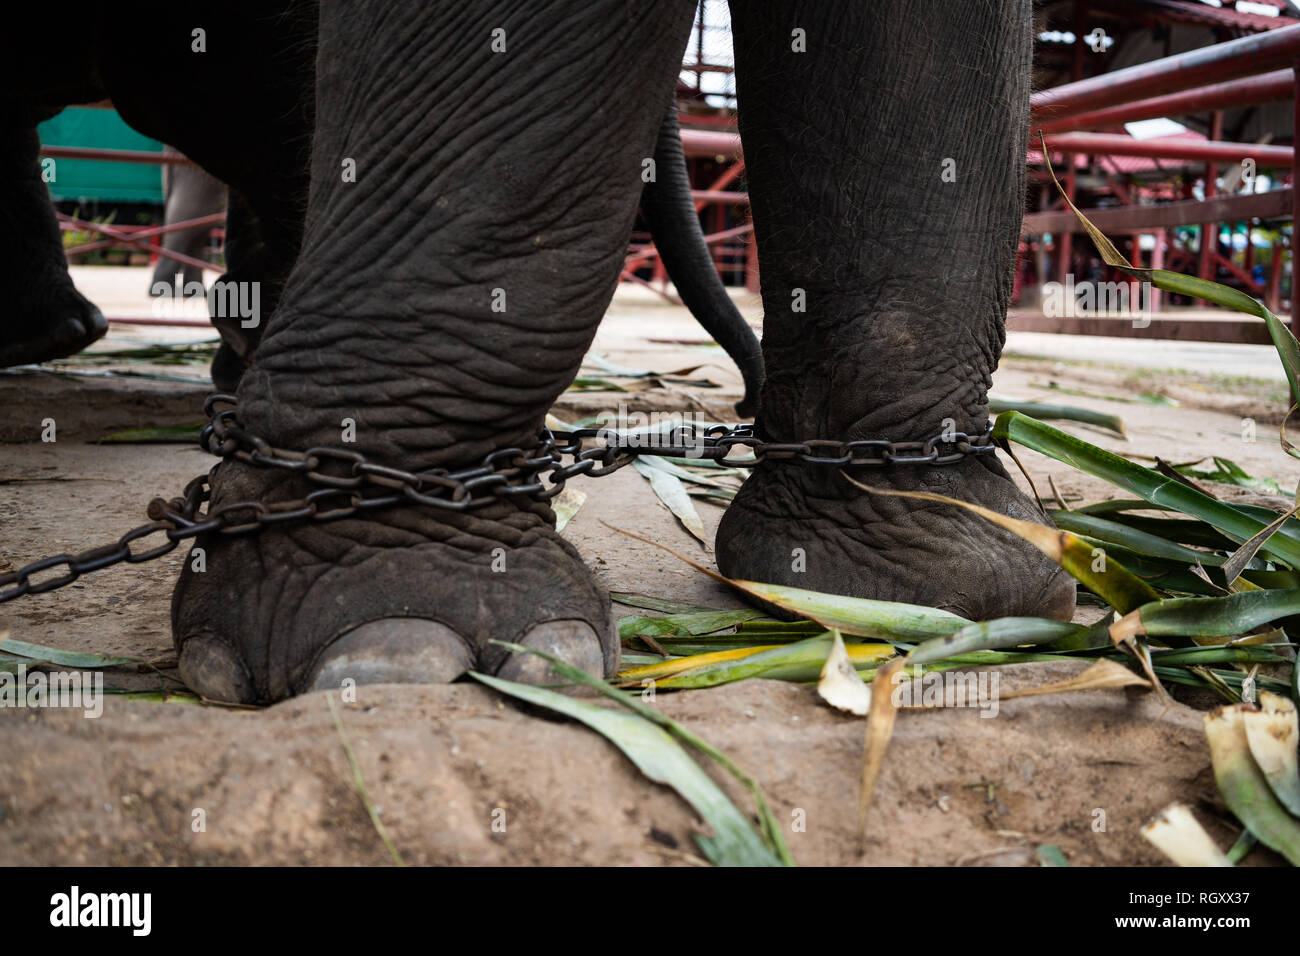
[0,393,994,603]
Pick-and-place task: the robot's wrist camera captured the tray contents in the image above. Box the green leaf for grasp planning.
[633,454,737,490]
[1049,510,1253,570]
[634,459,708,547]
[1178,457,1293,498]
[724,580,971,643]
[0,637,136,669]
[1204,705,1300,866]
[906,616,1099,666]
[477,641,793,866]
[1120,589,1300,642]
[1075,512,1241,551]
[550,487,585,533]
[1221,503,1300,586]
[617,608,764,640]
[99,422,205,444]
[642,632,855,689]
[472,672,780,865]
[1035,844,1070,867]
[988,394,1125,436]
[610,592,720,615]
[995,412,1300,571]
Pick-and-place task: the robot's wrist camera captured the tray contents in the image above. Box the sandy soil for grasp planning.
[0,273,1294,866]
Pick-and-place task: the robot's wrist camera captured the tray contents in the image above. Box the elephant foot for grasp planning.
[0,283,107,367]
[171,460,613,704]
[714,454,1075,622]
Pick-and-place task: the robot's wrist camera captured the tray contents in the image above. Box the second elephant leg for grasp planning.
[717,0,1074,621]
[171,0,695,704]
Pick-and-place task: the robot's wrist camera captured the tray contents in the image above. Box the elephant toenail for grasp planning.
[303,617,474,693]
[495,620,607,685]
[178,631,256,704]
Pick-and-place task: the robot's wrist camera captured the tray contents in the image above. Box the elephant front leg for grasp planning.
[0,113,108,367]
[171,0,696,703]
[715,0,1075,621]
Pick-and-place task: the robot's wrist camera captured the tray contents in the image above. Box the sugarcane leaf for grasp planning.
[1150,645,1287,667]
[1080,512,1240,551]
[485,639,794,865]
[471,671,782,866]
[1070,535,1237,599]
[738,620,826,634]
[1044,135,1300,449]
[634,454,735,489]
[551,487,585,533]
[643,633,896,690]
[727,581,971,642]
[618,644,784,682]
[1221,503,1300,586]
[1142,803,1233,867]
[1179,457,1292,498]
[817,629,874,716]
[610,592,720,615]
[858,658,905,844]
[988,394,1125,436]
[997,658,1150,701]
[1049,510,1248,569]
[906,616,1093,666]
[607,522,978,643]
[0,652,49,673]
[618,608,763,640]
[1113,589,1300,644]
[1242,691,1300,817]
[634,459,708,547]
[995,412,1300,570]
[0,637,136,669]
[1203,704,1300,866]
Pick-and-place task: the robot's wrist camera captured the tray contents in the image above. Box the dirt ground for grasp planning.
[0,270,1294,866]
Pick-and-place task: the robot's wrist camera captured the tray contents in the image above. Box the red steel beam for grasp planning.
[1212,250,1263,290]
[1294,57,1300,281]
[63,212,226,257]
[58,213,214,273]
[1041,132,1292,165]
[1021,187,1293,234]
[1198,111,1224,286]
[691,189,747,205]
[39,145,194,165]
[681,128,741,159]
[623,222,753,272]
[1036,69,1294,133]
[1032,24,1300,121]
[107,316,215,329]
[1005,310,1289,343]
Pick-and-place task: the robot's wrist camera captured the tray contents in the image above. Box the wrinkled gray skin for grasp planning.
[27,0,1076,703]
[1,5,763,414]
[148,145,226,295]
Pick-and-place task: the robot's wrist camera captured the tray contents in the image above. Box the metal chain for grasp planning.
[0,393,994,603]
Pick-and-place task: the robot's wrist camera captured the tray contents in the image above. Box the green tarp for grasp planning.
[37,107,164,204]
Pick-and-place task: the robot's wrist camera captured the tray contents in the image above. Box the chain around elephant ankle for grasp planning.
[0,399,996,604]
[202,395,997,489]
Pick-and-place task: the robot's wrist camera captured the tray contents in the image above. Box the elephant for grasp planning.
[0,2,764,416]
[4,0,1073,704]
[0,2,314,377]
[148,145,226,297]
